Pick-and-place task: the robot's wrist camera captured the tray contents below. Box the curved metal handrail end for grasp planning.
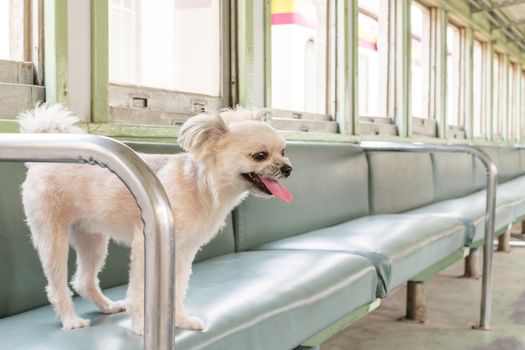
[359,141,497,330]
[0,134,175,350]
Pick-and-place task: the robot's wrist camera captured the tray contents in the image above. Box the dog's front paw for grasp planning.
[132,321,144,336]
[176,315,205,331]
[62,316,90,330]
[101,300,127,314]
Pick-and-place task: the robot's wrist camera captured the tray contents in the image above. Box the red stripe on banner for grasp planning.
[358,38,377,51]
[271,13,314,28]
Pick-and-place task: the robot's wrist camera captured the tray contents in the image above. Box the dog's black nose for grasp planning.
[280,164,292,177]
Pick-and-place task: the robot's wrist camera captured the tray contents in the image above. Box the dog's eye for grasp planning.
[281,149,286,156]
[251,152,268,161]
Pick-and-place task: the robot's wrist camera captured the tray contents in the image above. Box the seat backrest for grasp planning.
[0,162,52,317]
[367,152,434,214]
[497,147,523,182]
[519,148,525,174]
[474,146,523,188]
[234,142,370,251]
[432,153,477,201]
[0,163,132,318]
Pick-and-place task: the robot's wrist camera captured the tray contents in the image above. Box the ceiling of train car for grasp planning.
[469,0,525,50]
[500,2,525,22]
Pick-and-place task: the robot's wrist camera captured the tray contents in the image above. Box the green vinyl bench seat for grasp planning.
[175,251,377,350]
[0,251,378,350]
[407,189,517,245]
[2,140,525,349]
[0,286,136,350]
[251,214,469,297]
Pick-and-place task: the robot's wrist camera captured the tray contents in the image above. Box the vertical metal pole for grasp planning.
[478,154,497,330]
[359,142,497,330]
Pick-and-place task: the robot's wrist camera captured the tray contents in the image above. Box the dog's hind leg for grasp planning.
[70,228,126,315]
[31,223,90,330]
[126,231,145,335]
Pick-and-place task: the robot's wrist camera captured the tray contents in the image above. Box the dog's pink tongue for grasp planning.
[260,176,293,202]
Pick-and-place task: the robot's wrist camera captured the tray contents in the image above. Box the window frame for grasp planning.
[264,0,338,134]
[508,60,519,142]
[357,0,392,128]
[106,0,231,126]
[445,21,465,133]
[410,0,431,120]
[0,0,45,120]
[472,36,488,141]
[521,69,525,141]
[492,50,505,141]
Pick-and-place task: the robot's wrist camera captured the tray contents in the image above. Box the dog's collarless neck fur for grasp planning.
[175,154,248,212]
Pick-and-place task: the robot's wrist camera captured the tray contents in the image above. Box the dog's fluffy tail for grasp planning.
[18,103,84,134]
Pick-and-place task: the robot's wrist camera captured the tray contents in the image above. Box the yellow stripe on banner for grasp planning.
[271,0,296,14]
[358,25,377,44]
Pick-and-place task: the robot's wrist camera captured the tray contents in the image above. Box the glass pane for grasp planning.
[493,53,503,136]
[411,2,430,119]
[358,0,388,117]
[509,63,518,141]
[109,0,221,96]
[0,1,9,60]
[472,39,485,138]
[522,72,525,139]
[446,24,461,126]
[270,0,328,114]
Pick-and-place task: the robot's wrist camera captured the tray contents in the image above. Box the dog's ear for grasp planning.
[253,108,271,121]
[178,111,229,159]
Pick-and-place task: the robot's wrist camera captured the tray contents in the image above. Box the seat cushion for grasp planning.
[407,189,518,244]
[0,251,378,350]
[234,142,370,250]
[0,285,138,350]
[253,215,468,297]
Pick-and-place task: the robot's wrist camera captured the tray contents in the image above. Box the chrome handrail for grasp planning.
[0,134,175,350]
[360,141,497,330]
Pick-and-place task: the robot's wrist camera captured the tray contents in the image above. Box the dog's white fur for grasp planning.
[20,104,292,334]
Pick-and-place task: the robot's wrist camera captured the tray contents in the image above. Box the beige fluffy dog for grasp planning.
[19,104,293,334]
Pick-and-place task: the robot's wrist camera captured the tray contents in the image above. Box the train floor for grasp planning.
[322,235,525,350]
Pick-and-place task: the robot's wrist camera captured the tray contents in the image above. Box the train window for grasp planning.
[269,0,336,132]
[0,1,44,119]
[358,0,389,119]
[493,52,504,139]
[472,39,487,139]
[509,62,519,141]
[108,0,228,125]
[446,23,462,127]
[522,71,525,140]
[411,1,431,119]
[0,2,9,60]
